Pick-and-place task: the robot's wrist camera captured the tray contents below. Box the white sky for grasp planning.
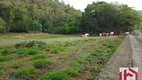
[63,0,142,11]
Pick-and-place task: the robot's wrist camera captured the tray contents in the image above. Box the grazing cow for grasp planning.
[81,35,86,37]
[110,32,114,36]
[102,32,109,37]
[81,33,89,38]
[125,32,129,35]
[85,33,89,37]
[114,32,121,37]
[99,33,102,37]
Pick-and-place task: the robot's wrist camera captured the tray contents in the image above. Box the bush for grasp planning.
[107,44,115,48]
[0,56,14,62]
[15,48,28,55]
[0,17,7,30]
[91,49,102,56]
[63,42,73,47]
[1,48,11,56]
[46,43,67,53]
[40,71,70,80]
[11,61,24,68]
[62,67,80,77]
[13,67,40,80]
[15,41,46,48]
[31,54,46,60]
[33,59,55,69]
[27,49,39,55]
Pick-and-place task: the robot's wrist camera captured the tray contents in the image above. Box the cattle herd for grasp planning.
[81,32,129,37]
[99,32,129,37]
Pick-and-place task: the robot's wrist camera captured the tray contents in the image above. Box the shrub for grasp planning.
[27,49,39,55]
[46,54,53,57]
[40,71,70,80]
[50,46,65,53]
[46,43,66,53]
[85,78,95,80]
[62,67,80,77]
[13,67,40,80]
[1,48,11,56]
[91,49,102,56]
[63,42,73,47]
[0,56,14,62]
[15,41,46,48]
[107,44,115,48]
[33,59,55,69]
[11,61,24,68]
[0,66,8,75]
[15,48,28,55]
[31,54,46,60]
[68,61,79,68]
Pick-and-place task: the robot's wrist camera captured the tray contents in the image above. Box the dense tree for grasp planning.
[0,17,7,30]
[80,1,142,34]
[0,1,141,34]
[0,0,81,34]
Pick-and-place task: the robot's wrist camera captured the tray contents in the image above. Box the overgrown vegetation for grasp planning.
[12,67,40,80]
[58,38,124,80]
[31,54,47,60]
[40,71,70,80]
[0,55,14,62]
[33,59,56,69]
[0,36,124,80]
[15,41,46,48]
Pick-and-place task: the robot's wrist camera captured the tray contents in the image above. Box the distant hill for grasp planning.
[138,10,142,16]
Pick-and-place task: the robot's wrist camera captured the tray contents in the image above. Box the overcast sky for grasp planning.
[63,0,142,11]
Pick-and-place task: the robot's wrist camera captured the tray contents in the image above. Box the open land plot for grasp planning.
[0,33,124,80]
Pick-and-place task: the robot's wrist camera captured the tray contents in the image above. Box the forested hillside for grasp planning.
[0,1,142,34]
[0,0,81,34]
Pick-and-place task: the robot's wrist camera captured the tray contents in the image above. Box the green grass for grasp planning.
[14,48,28,55]
[11,61,24,68]
[61,67,80,77]
[27,49,39,55]
[0,33,124,80]
[40,71,70,80]
[31,54,47,60]
[91,49,103,56]
[0,56,14,62]
[12,67,40,80]
[1,48,12,56]
[0,33,94,48]
[33,59,56,69]
[59,37,124,80]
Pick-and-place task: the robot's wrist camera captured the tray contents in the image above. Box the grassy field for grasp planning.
[0,33,124,80]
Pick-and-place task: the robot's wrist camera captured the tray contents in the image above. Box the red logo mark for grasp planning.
[120,67,138,80]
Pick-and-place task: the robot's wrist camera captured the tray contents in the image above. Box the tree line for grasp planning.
[0,1,142,34]
[0,0,81,34]
[80,1,142,35]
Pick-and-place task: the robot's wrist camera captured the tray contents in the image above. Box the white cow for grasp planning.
[85,33,89,37]
[99,33,102,37]
[125,32,129,35]
[110,32,114,36]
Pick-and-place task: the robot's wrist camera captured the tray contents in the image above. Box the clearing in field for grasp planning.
[0,33,124,80]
